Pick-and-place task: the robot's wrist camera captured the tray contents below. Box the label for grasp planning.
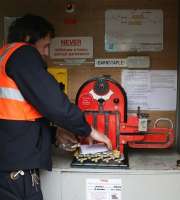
[86,178,122,200]
[95,59,127,67]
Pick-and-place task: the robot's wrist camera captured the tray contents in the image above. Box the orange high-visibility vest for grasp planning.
[0,42,42,121]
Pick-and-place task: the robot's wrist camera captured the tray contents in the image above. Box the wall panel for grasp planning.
[0,0,178,139]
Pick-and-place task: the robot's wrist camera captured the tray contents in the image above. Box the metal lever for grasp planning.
[154,118,174,129]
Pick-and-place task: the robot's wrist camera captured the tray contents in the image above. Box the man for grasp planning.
[0,14,112,200]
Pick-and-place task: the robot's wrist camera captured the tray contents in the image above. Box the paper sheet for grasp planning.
[121,69,177,110]
[80,144,109,155]
[105,9,163,52]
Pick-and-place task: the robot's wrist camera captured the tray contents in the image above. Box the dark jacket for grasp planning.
[0,44,91,171]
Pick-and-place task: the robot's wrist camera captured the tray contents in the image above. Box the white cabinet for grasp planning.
[40,150,180,200]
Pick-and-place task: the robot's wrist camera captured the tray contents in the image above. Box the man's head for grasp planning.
[8,14,55,58]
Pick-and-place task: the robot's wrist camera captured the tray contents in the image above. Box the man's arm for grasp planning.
[6,45,91,137]
[6,45,112,149]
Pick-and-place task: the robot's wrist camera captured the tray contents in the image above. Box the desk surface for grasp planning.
[51,147,180,174]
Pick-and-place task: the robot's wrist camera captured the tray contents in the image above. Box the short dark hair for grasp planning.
[7,14,55,44]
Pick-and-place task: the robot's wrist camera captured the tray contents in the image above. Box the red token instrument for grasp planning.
[76,76,174,156]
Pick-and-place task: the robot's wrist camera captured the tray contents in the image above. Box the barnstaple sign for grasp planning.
[95,58,127,67]
[50,37,93,59]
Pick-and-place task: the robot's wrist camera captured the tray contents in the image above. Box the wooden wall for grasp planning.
[0,0,178,128]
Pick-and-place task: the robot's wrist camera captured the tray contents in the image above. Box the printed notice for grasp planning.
[105,9,163,52]
[50,36,93,59]
[86,178,122,200]
[121,70,177,111]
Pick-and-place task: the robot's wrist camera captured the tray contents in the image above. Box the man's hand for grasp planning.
[56,127,79,151]
[88,127,112,150]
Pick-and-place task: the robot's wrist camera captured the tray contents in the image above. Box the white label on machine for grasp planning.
[138,118,148,132]
[86,178,122,200]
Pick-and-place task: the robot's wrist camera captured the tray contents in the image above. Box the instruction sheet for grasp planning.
[121,70,177,110]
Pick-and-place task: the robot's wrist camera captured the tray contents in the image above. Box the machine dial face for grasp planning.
[93,78,109,96]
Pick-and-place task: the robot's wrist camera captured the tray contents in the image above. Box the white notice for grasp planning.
[50,36,93,59]
[121,70,177,111]
[105,9,163,52]
[86,178,122,200]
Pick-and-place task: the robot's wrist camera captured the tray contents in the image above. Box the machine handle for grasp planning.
[153,118,174,129]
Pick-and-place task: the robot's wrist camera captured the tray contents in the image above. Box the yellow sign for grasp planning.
[48,67,68,94]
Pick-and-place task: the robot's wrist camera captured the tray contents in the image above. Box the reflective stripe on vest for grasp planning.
[0,87,24,101]
[0,43,42,121]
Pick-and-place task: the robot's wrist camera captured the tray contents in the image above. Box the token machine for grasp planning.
[72,76,175,168]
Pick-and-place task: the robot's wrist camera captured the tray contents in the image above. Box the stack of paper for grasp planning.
[80,144,108,155]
